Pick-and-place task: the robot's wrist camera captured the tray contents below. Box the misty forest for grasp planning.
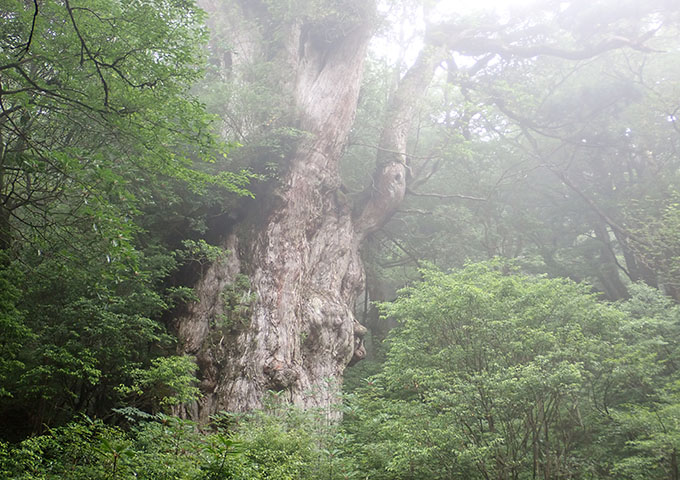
[2,0,680,478]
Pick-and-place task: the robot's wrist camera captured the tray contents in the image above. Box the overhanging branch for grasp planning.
[450,28,661,60]
[406,188,486,202]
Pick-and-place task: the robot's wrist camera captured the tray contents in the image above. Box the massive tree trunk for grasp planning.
[173,0,368,421]
[174,0,445,422]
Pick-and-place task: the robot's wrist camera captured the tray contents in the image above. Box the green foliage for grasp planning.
[343,263,680,479]
[216,274,256,330]
[0,254,32,399]
[181,239,227,265]
[0,0,252,250]
[628,192,680,294]
[359,15,680,302]
[118,356,201,413]
[0,0,252,438]
[607,285,680,479]
[3,263,680,480]
[209,396,358,480]
[0,414,233,480]
[612,387,680,480]
[0,401,360,480]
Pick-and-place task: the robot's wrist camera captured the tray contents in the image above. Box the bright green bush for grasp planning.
[343,263,680,480]
[0,401,358,480]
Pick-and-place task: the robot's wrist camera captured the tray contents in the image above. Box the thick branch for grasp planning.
[451,30,659,60]
[354,39,446,239]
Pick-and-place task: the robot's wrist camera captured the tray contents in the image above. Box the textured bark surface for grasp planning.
[355,43,445,240]
[175,0,442,422]
[176,0,373,421]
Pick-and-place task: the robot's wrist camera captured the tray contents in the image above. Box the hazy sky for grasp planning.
[433,0,537,15]
[374,0,541,64]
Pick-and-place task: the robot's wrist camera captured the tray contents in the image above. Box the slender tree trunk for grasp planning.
[0,204,10,253]
[362,240,394,347]
[671,447,678,480]
[593,223,629,300]
[0,133,11,253]
[613,228,658,288]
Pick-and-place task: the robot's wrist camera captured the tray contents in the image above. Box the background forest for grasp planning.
[2,0,680,479]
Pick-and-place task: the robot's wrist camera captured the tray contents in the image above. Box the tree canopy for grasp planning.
[0,0,251,434]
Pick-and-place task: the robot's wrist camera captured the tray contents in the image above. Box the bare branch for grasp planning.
[64,0,110,106]
[406,188,486,202]
[397,209,433,216]
[16,0,39,59]
[0,58,34,72]
[453,32,661,61]
[550,168,650,247]
[384,232,422,269]
[349,141,437,161]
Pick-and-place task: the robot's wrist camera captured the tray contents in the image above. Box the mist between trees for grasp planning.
[2,0,680,479]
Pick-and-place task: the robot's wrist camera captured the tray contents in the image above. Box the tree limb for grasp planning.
[452,31,660,60]
[16,0,39,59]
[406,188,486,202]
[64,0,110,106]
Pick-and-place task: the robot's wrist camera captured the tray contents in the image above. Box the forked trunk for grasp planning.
[175,0,442,421]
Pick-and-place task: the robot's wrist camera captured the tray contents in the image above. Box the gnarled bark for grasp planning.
[175,1,447,422]
[176,0,375,421]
